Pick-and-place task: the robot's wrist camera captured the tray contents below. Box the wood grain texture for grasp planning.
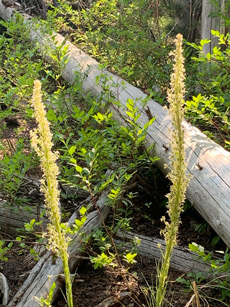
[8,192,110,307]
[0,178,88,235]
[0,199,48,235]
[201,0,225,54]
[115,231,211,274]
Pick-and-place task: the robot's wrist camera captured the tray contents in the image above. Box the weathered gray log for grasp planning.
[8,192,110,307]
[0,273,9,306]
[115,231,211,275]
[0,198,47,235]
[0,177,88,235]
[1,2,230,248]
[0,177,48,234]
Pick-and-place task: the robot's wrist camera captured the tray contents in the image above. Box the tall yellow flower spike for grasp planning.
[30,80,73,307]
[156,34,189,307]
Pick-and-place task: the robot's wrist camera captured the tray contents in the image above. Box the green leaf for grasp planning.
[137,135,145,143]
[143,118,155,130]
[69,145,76,156]
[75,165,83,174]
[134,114,141,122]
[75,218,82,227]
[206,53,211,61]
[126,102,134,111]
[149,156,160,163]
[211,30,220,37]
[97,112,104,121]
[70,158,77,164]
[211,236,220,246]
[83,167,90,175]
[81,148,87,155]
[186,42,199,50]
[124,252,137,264]
[189,242,205,257]
[47,109,57,122]
[8,242,13,248]
[127,98,134,107]
[80,206,87,216]
[189,242,199,252]
[213,46,220,55]
[200,39,211,47]
[137,129,143,136]
[126,111,134,118]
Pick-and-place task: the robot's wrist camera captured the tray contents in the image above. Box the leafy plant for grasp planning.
[36,282,56,307]
[0,240,13,261]
[0,140,37,206]
[90,252,116,269]
[186,243,230,303]
[123,252,137,264]
[0,11,162,306]
[43,0,173,94]
[185,31,230,148]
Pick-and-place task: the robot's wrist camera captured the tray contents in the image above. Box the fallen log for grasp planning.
[115,231,210,275]
[1,2,230,248]
[8,192,110,307]
[0,176,48,234]
[0,177,88,235]
[0,198,47,235]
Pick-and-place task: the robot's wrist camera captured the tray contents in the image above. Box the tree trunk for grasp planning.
[175,0,202,42]
[201,0,225,54]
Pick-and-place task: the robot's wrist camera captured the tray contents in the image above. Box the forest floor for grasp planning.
[0,2,229,306]
[53,201,227,307]
[2,185,226,307]
[0,116,227,306]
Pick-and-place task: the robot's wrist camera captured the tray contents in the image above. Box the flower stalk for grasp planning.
[30,80,73,307]
[155,34,189,307]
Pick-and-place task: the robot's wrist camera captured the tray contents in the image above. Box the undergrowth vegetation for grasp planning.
[0,14,160,305]
[42,0,230,149]
[0,0,230,306]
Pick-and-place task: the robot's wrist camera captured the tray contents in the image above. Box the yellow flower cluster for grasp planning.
[166,33,189,238]
[156,34,189,307]
[30,80,64,251]
[30,80,73,307]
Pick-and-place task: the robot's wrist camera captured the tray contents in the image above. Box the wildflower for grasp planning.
[30,80,73,307]
[156,34,189,307]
